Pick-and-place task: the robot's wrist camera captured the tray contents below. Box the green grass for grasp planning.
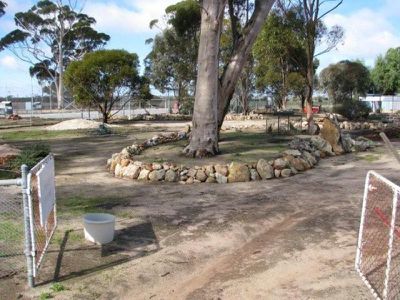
[39,292,53,300]
[138,131,289,166]
[358,153,381,162]
[58,196,130,217]
[50,283,66,292]
[0,129,86,141]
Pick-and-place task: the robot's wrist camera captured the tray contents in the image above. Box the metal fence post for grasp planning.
[21,164,34,287]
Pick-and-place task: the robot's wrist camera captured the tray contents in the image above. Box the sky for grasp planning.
[0,0,399,97]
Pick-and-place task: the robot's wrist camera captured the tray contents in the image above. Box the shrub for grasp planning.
[8,143,50,171]
[335,99,371,120]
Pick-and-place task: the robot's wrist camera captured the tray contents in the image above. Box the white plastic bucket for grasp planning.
[83,213,115,245]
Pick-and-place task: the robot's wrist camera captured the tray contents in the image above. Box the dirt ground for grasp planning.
[1,123,399,300]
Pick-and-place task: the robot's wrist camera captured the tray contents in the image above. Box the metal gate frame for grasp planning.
[355,170,400,299]
[0,154,57,288]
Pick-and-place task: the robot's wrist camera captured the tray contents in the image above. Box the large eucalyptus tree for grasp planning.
[0,0,109,109]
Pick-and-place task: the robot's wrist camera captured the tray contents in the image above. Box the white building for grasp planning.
[360,95,400,113]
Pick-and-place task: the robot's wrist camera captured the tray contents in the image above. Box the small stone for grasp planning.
[138,169,150,180]
[133,161,144,167]
[215,173,228,184]
[193,179,201,183]
[186,177,194,184]
[256,159,274,179]
[165,169,178,182]
[214,165,228,176]
[196,170,208,182]
[180,170,188,176]
[281,168,292,178]
[180,175,188,181]
[274,169,281,178]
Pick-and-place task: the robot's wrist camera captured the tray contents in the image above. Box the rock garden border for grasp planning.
[107,118,376,184]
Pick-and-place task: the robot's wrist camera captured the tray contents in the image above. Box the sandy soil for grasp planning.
[1,126,399,300]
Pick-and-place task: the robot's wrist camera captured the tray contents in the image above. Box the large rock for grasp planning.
[114,164,123,177]
[283,149,302,157]
[122,164,141,179]
[320,117,343,154]
[215,173,228,184]
[310,136,334,156]
[187,168,197,178]
[302,151,317,166]
[165,169,178,182]
[281,168,292,178]
[250,168,261,181]
[340,133,353,153]
[256,159,274,179]
[195,170,208,182]
[214,165,228,176]
[138,169,150,180]
[273,158,288,170]
[228,162,250,183]
[289,138,314,152]
[290,158,305,171]
[148,169,166,181]
[204,165,215,176]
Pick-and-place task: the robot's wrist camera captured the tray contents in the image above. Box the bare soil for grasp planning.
[1,123,398,300]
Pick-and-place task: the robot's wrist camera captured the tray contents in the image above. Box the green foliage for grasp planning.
[320,60,371,105]
[165,0,200,37]
[335,98,371,120]
[50,283,65,292]
[0,0,109,85]
[253,6,308,108]
[65,49,141,123]
[39,292,53,300]
[8,143,50,171]
[145,0,200,111]
[371,47,400,95]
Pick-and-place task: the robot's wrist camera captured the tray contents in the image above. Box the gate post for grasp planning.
[21,164,34,287]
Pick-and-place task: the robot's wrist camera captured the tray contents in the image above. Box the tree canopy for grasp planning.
[371,47,400,95]
[65,50,141,123]
[253,4,307,109]
[0,0,110,108]
[145,0,200,113]
[320,60,370,104]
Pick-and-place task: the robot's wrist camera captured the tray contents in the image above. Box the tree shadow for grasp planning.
[35,221,159,286]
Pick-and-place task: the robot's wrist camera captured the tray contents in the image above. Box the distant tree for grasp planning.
[0,0,110,109]
[145,0,200,113]
[253,4,308,109]
[320,60,370,106]
[294,0,344,131]
[371,47,400,95]
[64,50,141,123]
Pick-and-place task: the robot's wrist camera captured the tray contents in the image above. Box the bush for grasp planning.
[335,99,371,120]
[8,143,50,171]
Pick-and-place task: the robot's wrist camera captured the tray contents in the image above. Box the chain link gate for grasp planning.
[0,154,57,287]
[356,171,400,299]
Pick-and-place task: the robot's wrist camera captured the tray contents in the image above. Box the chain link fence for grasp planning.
[0,184,25,280]
[356,171,400,299]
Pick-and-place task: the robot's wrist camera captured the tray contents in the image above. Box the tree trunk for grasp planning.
[217,0,275,130]
[57,18,65,110]
[183,0,224,158]
[305,57,314,132]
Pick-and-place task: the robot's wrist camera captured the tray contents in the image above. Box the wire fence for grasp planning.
[356,171,400,299]
[0,185,25,280]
